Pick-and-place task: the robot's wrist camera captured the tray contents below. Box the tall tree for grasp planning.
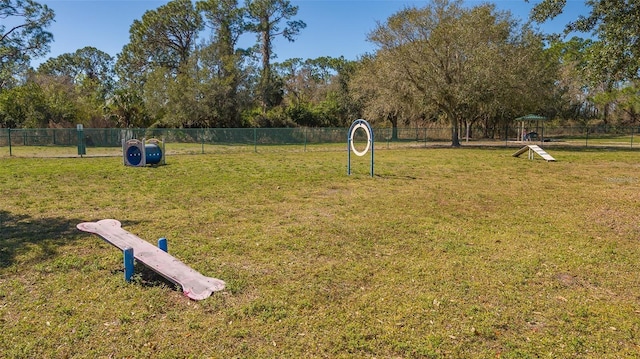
[366,0,552,146]
[0,74,84,128]
[612,81,640,124]
[531,0,640,124]
[37,46,115,99]
[274,56,358,127]
[245,0,306,111]
[545,37,598,124]
[0,82,46,127]
[32,73,87,126]
[33,47,116,126]
[531,0,640,82]
[197,0,247,127]
[116,0,203,85]
[351,52,426,139]
[0,0,54,90]
[105,88,149,128]
[115,0,203,127]
[198,0,245,61]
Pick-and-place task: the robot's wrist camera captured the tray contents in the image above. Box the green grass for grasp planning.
[556,134,637,148]
[1,148,639,358]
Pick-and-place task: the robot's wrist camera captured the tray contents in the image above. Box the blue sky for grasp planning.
[33,0,590,67]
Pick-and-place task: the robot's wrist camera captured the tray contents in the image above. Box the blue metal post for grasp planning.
[365,127,374,177]
[347,132,352,175]
[158,237,168,252]
[370,131,374,177]
[124,247,134,282]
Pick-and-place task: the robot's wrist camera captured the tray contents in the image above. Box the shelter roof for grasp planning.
[515,114,547,121]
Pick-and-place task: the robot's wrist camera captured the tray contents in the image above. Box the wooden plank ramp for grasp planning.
[77,219,225,300]
[512,144,556,162]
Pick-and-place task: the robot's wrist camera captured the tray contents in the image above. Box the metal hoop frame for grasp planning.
[347,119,374,177]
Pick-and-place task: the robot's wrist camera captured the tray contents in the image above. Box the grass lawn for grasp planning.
[1,147,639,358]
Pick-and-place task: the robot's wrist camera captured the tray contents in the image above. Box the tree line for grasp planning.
[1,0,638,146]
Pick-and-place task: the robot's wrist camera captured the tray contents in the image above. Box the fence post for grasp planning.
[424,128,428,147]
[504,123,508,147]
[8,128,12,156]
[254,128,257,153]
[630,126,634,148]
[585,127,589,147]
[77,124,86,156]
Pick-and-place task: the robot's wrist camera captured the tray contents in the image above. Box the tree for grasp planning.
[31,47,115,126]
[531,0,640,124]
[591,80,640,126]
[275,57,325,126]
[105,88,149,128]
[614,82,640,125]
[273,56,359,127]
[245,0,306,111]
[545,37,599,124]
[0,82,46,127]
[351,52,426,140]
[531,0,640,82]
[37,46,115,100]
[198,0,245,61]
[115,0,203,127]
[33,73,86,126]
[38,47,114,82]
[116,0,203,85]
[0,0,54,90]
[327,57,362,127]
[366,0,553,146]
[0,75,82,128]
[197,0,247,127]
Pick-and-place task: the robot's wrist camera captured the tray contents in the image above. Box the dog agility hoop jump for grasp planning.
[347,119,374,177]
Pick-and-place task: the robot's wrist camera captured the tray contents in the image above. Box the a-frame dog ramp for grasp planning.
[77,219,225,300]
[512,144,556,162]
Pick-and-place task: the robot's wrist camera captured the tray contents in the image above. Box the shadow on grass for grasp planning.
[0,210,86,268]
[375,173,419,180]
[0,210,179,292]
[110,265,181,293]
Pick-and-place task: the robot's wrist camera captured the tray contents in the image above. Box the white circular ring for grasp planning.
[350,123,371,157]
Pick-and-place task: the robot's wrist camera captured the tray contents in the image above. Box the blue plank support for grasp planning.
[124,247,134,282]
[124,239,167,283]
[158,237,168,253]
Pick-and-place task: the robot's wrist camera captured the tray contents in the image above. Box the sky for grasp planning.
[31,0,591,68]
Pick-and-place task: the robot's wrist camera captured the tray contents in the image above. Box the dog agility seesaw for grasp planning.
[77,219,225,300]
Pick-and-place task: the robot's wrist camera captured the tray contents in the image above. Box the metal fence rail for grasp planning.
[1,125,638,158]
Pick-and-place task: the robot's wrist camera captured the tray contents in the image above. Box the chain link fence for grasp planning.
[1,125,638,158]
